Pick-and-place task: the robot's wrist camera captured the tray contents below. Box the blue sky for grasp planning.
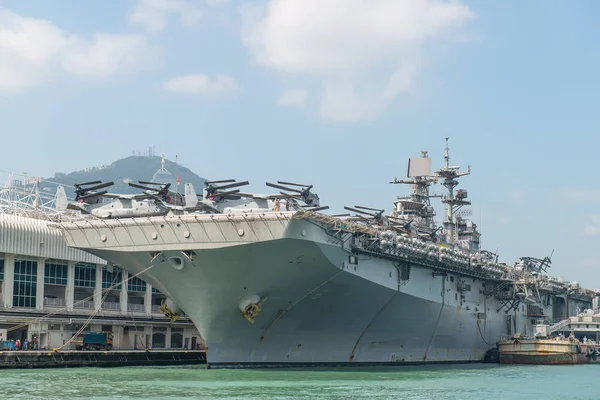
[1,0,600,285]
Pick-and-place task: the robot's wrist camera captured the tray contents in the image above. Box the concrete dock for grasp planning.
[0,349,206,369]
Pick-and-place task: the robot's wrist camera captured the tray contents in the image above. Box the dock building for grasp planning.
[0,170,199,351]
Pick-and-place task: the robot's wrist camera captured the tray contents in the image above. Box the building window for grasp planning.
[128,276,146,292]
[0,258,4,281]
[171,328,184,348]
[102,266,122,290]
[13,259,37,308]
[44,262,68,285]
[152,287,160,294]
[74,263,96,287]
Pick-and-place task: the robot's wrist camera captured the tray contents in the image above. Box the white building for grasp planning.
[0,213,200,350]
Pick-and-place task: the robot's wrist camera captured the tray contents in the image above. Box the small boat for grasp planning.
[498,335,589,364]
[497,320,596,365]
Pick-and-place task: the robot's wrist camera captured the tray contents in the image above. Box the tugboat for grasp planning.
[498,320,591,364]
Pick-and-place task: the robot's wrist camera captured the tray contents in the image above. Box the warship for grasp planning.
[54,140,599,367]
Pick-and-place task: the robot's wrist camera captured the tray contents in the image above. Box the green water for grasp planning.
[0,364,596,399]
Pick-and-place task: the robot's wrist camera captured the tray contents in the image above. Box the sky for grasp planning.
[1,0,600,285]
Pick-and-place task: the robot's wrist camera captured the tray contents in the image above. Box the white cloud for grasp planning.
[240,0,474,121]
[62,34,158,78]
[583,214,600,236]
[163,74,236,95]
[0,7,156,93]
[276,89,308,107]
[129,0,203,33]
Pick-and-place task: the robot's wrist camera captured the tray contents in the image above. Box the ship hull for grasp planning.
[57,212,516,367]
[82,239,508,367]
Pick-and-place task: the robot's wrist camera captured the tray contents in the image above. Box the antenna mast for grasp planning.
[435,138,471,245]
[175,154,179,195]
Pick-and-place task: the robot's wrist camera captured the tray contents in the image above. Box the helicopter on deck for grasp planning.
[56,180,172,219]
[180,179,328,214]
[56,177,330,219]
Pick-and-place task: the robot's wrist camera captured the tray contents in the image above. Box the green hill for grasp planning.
[41,156,206,198]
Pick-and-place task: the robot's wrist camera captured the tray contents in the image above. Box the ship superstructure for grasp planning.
[54,140,599,367]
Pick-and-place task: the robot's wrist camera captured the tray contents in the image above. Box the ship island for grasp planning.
[53,139,600,368]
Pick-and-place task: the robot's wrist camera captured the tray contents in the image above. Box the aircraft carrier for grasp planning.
[53,140,599,367]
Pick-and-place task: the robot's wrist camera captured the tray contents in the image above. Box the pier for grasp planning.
[0,349,206,369]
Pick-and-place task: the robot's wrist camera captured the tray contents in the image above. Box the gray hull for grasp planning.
[87,237,509,366]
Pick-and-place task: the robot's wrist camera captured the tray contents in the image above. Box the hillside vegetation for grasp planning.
[42,156,206,198]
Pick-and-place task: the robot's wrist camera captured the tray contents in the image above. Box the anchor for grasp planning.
[158,303,180,323]
[239,295,268,324]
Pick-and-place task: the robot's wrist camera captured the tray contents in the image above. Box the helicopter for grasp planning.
[178,179,328,214]
[181,180,289,214]
[344,205,390,227]
[127,180,185,206]
[265,181,322,208]
[179,179,260,214]
[56,181,171,219]
[262,180,329,213]
[56,178,330,219]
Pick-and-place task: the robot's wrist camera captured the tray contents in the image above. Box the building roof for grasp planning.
[0,214,104,263]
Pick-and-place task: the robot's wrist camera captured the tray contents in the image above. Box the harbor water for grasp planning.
[0,364,596,399]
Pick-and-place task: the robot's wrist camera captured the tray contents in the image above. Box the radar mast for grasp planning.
[435,138,471,245]
[390,150,441,230]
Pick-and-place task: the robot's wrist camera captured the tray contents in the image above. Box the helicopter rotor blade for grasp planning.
[74,180,102,187]
[77,190,108,201]
[128,182,157,192]
[354,205,384,212]
[82,181,114,192]
[344,206,376,217]
[212,181,249,191]
[266,182,302,193]
[277,181,312,188]
[276,191,300,199]
[389,217,414,227]
[214,189,241,197]
[330,213,350,217]
[205,179,236,185]
[304,205,329,212]
[138,180,164,186]
[390,223,410,230]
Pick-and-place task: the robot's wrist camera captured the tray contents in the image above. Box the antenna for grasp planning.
[175,154,180,195]
[479,203,482,247]
[436,137,471,245]
[444,137,450,169]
